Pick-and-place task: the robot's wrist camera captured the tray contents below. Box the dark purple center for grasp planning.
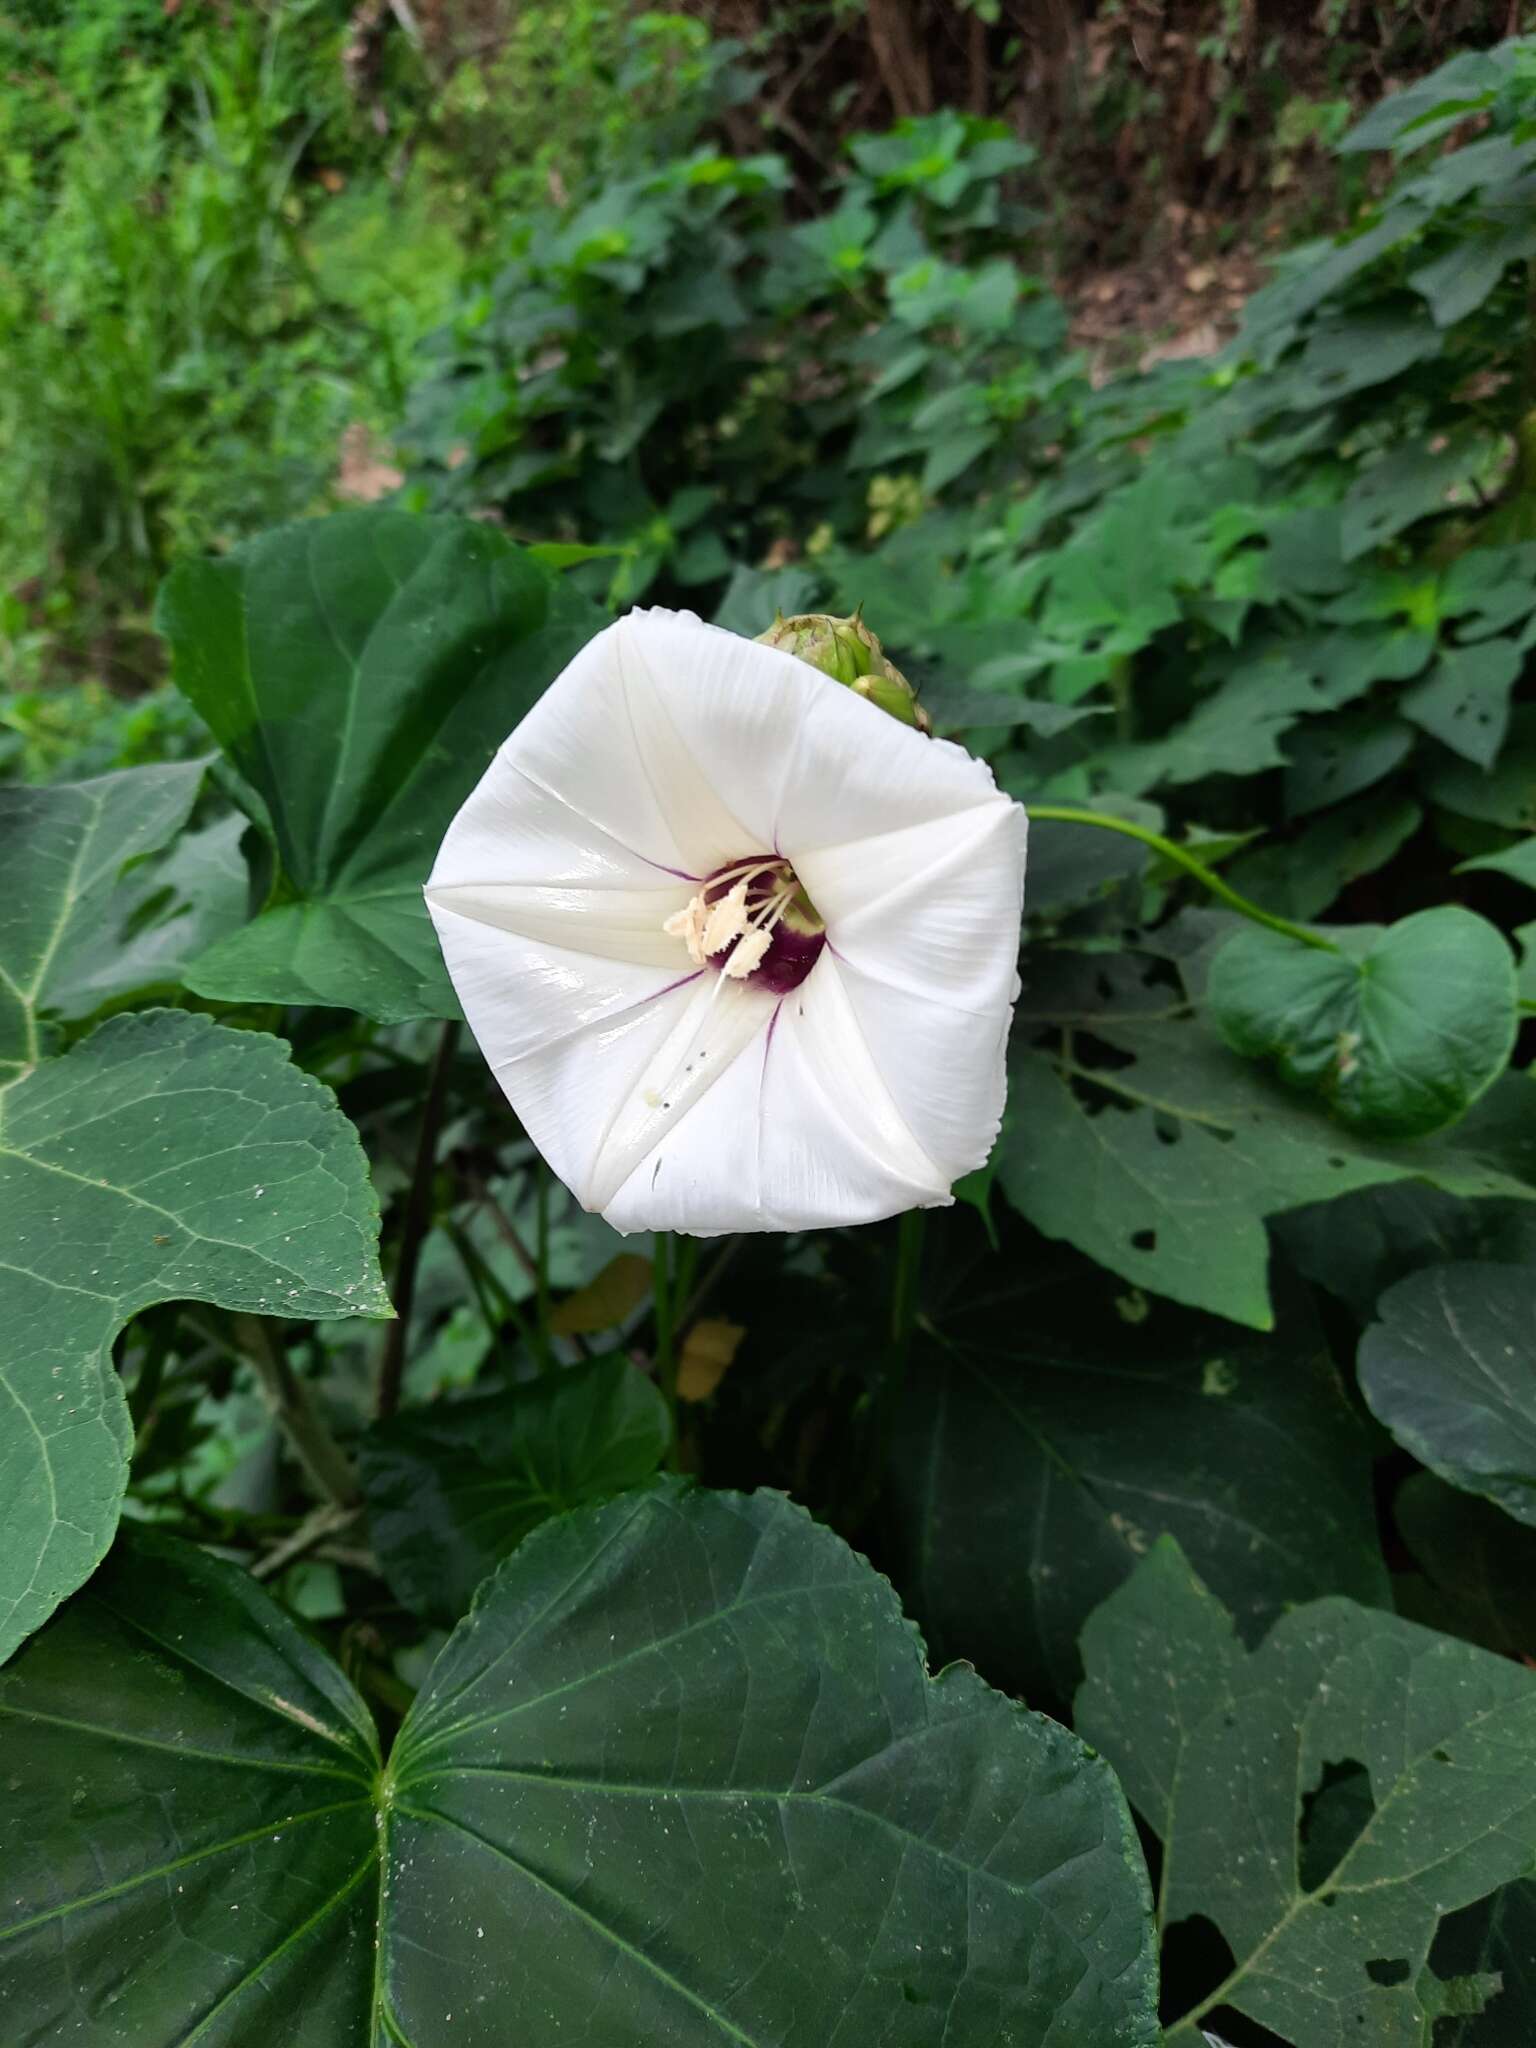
[705,859,825,994]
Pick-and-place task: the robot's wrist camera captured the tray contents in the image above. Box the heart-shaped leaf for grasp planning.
[1207,906,1516,1136]
[0,1010,388,1666]
[157,509,600,1023]
[0,1489,1160,2046]
[1360,1262,1536,1527]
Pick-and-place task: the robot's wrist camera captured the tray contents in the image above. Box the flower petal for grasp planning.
[826,958,1011,1183]
[587,971,778,1216]
[797,798,1027,1012]
[622,607,1007,860]
[756,957,950,1222]
[602,954,949,1234]
[425,881,692,969]
[429,751,683,892]
[472,618,744,880]
[773,671,1006,856]
[424,895,700,1201]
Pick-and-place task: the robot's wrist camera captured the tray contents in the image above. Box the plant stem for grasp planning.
[251,1501,360,1582]
[1028,803,1341,952]
[677,1236,740,1329]
[890,1207,925,1355]
[653,1232,679,1465]
[534,1159,555,1376]
[377,1018,460,1420]
[232,1312,360,1508]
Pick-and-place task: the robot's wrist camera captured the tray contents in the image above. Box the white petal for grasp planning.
[425,897,700,1201]
[587,970,778,1216]
[757,957,949,1223]
[828,958,1011,1183]
[797,798,1027,1012]
[773,669,1006,856]
[428,750,679,892]
[601,1013,770,1235]
[616,608,816,852]
[602,954,948,1234]
[425,881,692,969]
[621,607,1008,861]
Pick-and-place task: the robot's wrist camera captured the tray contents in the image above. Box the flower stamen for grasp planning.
[662,856,825,993]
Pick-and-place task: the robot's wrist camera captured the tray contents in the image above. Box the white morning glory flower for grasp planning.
[425,607,1026,1234]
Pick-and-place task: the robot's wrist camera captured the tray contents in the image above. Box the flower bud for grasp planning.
[755,611,931,733]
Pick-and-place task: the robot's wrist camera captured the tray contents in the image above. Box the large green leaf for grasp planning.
[1394,1473,1536,1658]
[359,1355,671,1622]
[157,509,600,1023]
[0,762,208,1075]
[998,1012,1536,1327]
[1360,1262,1536,1527]
[1277,1181,1536,1318]
[0,1010,388,1666]
[1206,907,1517,1137]
[0,1491,1160,2046]
[1076,1538,1536,2047]
[885,1272,1386,1703]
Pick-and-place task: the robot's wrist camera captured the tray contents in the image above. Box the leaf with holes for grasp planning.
[1402,640,1524,769]
[1077,1538,1536,2048]
[0,1489,1160,2046]
[884,1272,1385,1703]
[0,762,208,1076]
[1360,1262,1536,1528]
[1207,908,1517,1137]
[157,509,600,1023]
[0,1010,387,1666]
[358,1356,671,1622]
[997,1017,1536,1327]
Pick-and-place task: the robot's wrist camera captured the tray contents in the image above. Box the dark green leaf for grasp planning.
[1458,835,1536,890]
[1422,706,1536,829]
[998,1020,1536,1327]
[0,1493,1160,2046]
[923,691,1106,737]
[711,563,823,637]
[1207,908,1517,1136]
[1394,1473,1536,1658]
[1402,640,1524,769]
[1277,1181,1536,1318]
[1227,794,1421,921]
[1077,1538,1536,2047]
[1102,659,1326,794]
[885,1276,1385,1703]
[157,510,599,1023]
[1411,220,1536,326]
[1340,433,1495,561]
[0,1011,387,1666]
[1360,1262,1536,1528]
[0,763,207,1074]
[359,1356,671,1622]
[1285,710,1415,816]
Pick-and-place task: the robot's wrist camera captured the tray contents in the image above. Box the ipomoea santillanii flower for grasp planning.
[425,607,1027,1233]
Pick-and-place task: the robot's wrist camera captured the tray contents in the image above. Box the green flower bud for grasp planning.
[755,611,931,733]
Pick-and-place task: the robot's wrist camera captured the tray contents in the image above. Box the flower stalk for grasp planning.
[1027,804,1341,953]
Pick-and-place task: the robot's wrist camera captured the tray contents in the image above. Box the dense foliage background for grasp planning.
[4,6,1536,2044]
